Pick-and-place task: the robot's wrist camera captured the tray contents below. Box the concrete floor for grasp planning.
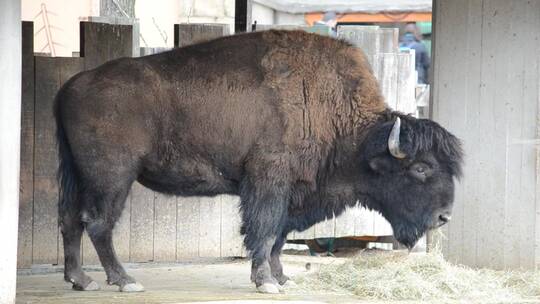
[16,255,364,304]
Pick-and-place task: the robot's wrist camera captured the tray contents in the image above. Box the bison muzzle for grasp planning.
[55,30,463,294]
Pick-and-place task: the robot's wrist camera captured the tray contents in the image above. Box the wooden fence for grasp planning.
[17,21,417,268]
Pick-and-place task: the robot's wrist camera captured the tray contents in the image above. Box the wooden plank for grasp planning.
[113,191,131,262]
[253,24,308,32]
[83,16,141,57]
[355,207,375,237]
[337,25,381,58]
[177,197,200,259]
[378,28,399,54]
[32,57,61,265]
[198,196,222,257]
[154,193,177,262]
[129,182,155,262]
[139,47,171,57]
[395,52,416,115]
[18,21,35,268]
[335,208,357,238]
[313,216,335,239]
[174,23,229,47]
[220,195,244,257]
[375,53,399,110]
[372,211,393,236]
[80,21,133,70]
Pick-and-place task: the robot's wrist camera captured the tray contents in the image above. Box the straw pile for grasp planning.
[294,249,540,302]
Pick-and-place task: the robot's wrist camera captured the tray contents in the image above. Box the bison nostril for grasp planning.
[439,214,451,223]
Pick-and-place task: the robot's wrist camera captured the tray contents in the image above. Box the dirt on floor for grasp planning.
[17,255,366,304]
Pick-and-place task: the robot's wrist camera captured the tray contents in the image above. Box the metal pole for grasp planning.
[0,0,22,302]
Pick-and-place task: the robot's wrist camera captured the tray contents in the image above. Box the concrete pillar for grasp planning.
[0,0,21,302]
[432,0,540,269]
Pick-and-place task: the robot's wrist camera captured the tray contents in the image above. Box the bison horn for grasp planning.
[388,117,407,159]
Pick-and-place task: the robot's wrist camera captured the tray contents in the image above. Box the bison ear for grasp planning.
[368,156,392,174]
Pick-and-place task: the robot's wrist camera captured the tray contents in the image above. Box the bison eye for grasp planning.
[410,162,431,182]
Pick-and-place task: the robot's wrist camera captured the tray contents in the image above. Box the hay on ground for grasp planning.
[294,248,540,302]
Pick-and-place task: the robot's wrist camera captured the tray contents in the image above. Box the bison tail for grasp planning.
[54,91,79,218]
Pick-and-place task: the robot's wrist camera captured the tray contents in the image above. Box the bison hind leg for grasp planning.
[82,183,144,292]
[60,205,100,291]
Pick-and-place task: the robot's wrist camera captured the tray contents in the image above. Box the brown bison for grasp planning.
[55,30,463,294]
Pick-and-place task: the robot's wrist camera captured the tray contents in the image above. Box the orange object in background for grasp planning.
[305,12,431,25]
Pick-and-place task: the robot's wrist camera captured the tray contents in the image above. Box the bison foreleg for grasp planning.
[252,239,289,286]
[240,160,290,294]
[269,233,289,285]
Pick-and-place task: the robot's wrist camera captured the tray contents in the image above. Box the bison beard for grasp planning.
[55,30,463,293]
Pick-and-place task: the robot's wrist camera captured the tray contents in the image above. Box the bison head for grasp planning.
[359,115,463,249]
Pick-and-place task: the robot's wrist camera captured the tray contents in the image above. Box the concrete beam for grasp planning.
[0,0,22,302]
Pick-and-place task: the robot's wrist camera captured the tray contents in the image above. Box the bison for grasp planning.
[55,30,463,294]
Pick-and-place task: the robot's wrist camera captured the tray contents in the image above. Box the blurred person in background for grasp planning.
[400,22,431,84]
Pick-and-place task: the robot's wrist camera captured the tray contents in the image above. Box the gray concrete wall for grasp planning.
[252,2,274,24]
[251,3,305,26]
[432,0,540,269]
[0,0,21,302]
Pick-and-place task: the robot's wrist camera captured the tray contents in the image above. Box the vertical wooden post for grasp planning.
[0,0,21,302]
[234,0,251,33]
[18,22,35,268]
[174,24,230,48]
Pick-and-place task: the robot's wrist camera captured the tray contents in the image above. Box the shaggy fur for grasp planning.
[55,30,463,292]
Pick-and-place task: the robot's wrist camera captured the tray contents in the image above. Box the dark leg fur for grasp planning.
[60,207,97,291]
[82,187,142,291]
[270,234,289,285]
[86,220,136,287]
[241,154,290,292]
[251,233,289,285]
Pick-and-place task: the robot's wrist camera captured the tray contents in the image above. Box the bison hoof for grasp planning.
[256,283,280,294]
[73,280,100,291]
[276,275,290,285]
[120,282,145,292]
[283,280,297,288]
[276,280,296,292]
